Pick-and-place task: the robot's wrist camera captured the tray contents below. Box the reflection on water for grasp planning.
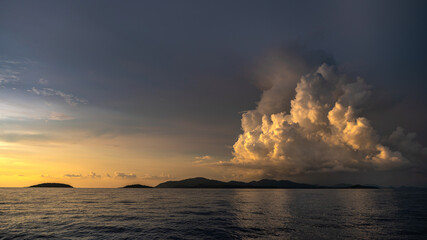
[0,188,426,239]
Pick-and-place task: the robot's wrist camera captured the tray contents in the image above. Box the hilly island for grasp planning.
[29,183,73,188]
[154,177,378,189]
[122,184,152,188]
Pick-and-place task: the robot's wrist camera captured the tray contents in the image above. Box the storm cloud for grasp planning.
[230,62,427,178]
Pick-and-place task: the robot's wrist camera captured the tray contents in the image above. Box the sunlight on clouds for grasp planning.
[226,63,426,178]
[0,131,213,187]
[49,111,73,121]
[0,92,75,121]
[28,87,88,106]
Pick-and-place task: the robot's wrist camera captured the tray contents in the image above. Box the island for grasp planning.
[29,183,73,188]
[122,184,152,188]
[156,177,318,188]
[155,177,380,189]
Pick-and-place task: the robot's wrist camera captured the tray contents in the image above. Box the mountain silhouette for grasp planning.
[29,183,73,188]
[155,177,381,189]
[122,184,152,188]
[26,179,381,189]
[156,177,230,188]
[156,177,318,188]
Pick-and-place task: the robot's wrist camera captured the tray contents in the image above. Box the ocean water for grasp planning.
[0,188,426,239]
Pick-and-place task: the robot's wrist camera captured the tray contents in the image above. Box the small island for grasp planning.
[29,183,73,188]
[122,184,152,188]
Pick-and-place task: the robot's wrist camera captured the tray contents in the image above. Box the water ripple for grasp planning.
[0,188,426,239]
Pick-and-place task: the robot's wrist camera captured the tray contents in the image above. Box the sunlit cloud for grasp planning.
[0,132,51,143]
[0,99,46,120]
[114,172,137,179]
[195,155,212,160]
[63,173,84,178]
[48,111,74,121]
[226,63,426,178]
[193,155,213,165]
[140,173,173,180]
[63,172,102,179]
[89,172,101,178]
[192,160,204,164]
[28,87,88,106]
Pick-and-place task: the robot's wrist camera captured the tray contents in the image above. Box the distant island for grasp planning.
[122,184,152,188]
[29,183,73,188]
[155,177,378,189]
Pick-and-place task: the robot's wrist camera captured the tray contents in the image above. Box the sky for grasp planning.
[1,0,427,187]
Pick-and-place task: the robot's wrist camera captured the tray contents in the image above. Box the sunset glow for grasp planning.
[1,0,426,188]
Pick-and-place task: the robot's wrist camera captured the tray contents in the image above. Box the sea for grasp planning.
[0,188,426,239]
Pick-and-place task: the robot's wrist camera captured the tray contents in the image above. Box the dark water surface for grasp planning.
[0,188,426,239]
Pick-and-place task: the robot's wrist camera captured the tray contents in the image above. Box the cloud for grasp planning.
[385,127,427,162]
[227,63,426,178]
[63,172,101,179]
[0,133,50,143]
[140,173,173,180]
[63,173,83,178]
[195,155,211,160]
[252,43,334,115]
[89,172,101,178]
[48,112,74,121]
[28,87,88,106]
[193,155,213,164]
[40,174,54,178]
[38,78,48,85]
[114,172,137,179]
[0,59,22,85]
[192,160,204,164]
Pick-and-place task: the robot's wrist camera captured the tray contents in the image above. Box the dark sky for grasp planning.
[1,0,426,187]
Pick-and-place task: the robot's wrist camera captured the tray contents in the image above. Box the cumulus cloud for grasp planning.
[228,63,425,178]
[252,43,334,115]
[28,87,88,106]
[385,127,427,163]
[114,172,137,179]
